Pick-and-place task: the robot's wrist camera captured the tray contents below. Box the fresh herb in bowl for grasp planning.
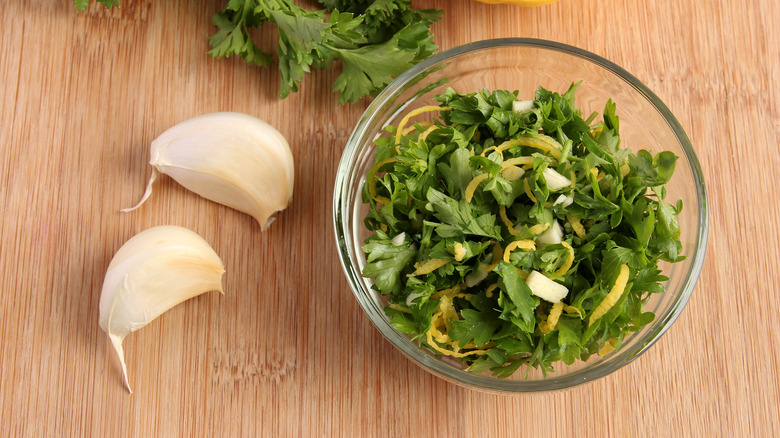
[360,83,684,378]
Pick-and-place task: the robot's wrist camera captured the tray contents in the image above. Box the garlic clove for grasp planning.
[525,270,569,303]
[543,168,571,191]
[99,225,225,393]
[536,220,564,246]
[123,112,295,230]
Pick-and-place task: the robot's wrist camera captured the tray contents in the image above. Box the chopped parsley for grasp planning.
[361,83,684,377]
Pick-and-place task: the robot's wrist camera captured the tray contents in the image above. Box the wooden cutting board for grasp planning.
[1,0,778,436]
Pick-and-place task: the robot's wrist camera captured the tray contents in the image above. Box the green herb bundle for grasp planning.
[361,84,684,377]
[75,0,441,104]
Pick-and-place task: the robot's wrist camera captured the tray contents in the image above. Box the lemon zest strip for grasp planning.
[418,124,439,142]
[566,214,586,239]
[554,241,575,276]
[388,303,412,314]
[394,105,451,152]
[523,179,537,203]
[499,205,520,236]
[589,264,630,326]
[366,158,398,205]
[408,258,451,277]
[503,240,536,263]
[528,223,550,235]
[539,302,564,334]
[465,173,490,202]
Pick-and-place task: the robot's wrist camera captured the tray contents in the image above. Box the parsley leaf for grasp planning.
[495,262,539,333]
[449,308,502,348]
[362,231,416,294]
[425,188,503,239]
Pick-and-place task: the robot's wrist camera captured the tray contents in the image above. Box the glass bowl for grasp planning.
[333,38,708,392]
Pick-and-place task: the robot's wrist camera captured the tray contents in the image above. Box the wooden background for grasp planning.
[1,0,778,436]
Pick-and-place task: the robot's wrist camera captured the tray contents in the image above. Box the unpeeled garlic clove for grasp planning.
[123,112,295,230]
[98,225,225,393]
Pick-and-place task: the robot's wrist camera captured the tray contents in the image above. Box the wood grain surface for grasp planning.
[1,0,779,436]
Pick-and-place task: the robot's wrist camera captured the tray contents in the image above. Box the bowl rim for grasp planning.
[333,38,709,393]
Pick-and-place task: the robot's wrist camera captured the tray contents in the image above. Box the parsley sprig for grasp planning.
[76,0,441,104]
[209,0,440,103]
[361,84,684,377]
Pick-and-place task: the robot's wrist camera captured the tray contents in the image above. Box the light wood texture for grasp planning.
[1,0,778,436]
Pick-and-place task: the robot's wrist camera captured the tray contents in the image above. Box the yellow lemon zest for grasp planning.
[487,135,563,161]
[424,295,490,358]
[475,0,559,5]
[453,242,467,261]
[367,158,398,204]
[486,242,504,271]
[589,264,631,326]
[590,167,605,182]
[523,179,537,203]
[432,284,464,299]
[408,258,451,277]
[388,303,412,314]
[482,138,530,159]
[395,105,451,152]
[554,241,575,276]
[564,305,583,319]
[500,156,535,169]
[402,123,424,136]
[465,173,490,202]
[528,223,550,235]
[539,302,564,334]
[480,146,503,160]
[429,312,450,344]
[566,214,586,239]
[598,338,619,356]
[499,205,520,236]
[503,239,536,263]
[418,124,439,142]
[425,329,490,358]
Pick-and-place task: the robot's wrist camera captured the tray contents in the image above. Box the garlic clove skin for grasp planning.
[99,225,225,393]
[123,112,294,230]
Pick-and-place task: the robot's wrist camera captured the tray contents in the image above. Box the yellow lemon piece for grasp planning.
[453,242,467,261]
[465,173,490,202]
[499,205,520,236]
[589,264,631,326]
[528,223,550,235]
[408,258,451,277]
[503,239,536,263]
[486,242,504,272]
[564,305,583,319]
[598,338,619,356]
[566,214,586,239]
[554,241,575,276]
[523,179,537,203]
[476,0,559,5]
[539,302,564,334]
[394,105,451,152]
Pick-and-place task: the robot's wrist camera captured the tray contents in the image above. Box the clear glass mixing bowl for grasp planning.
[333,38,708,392]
